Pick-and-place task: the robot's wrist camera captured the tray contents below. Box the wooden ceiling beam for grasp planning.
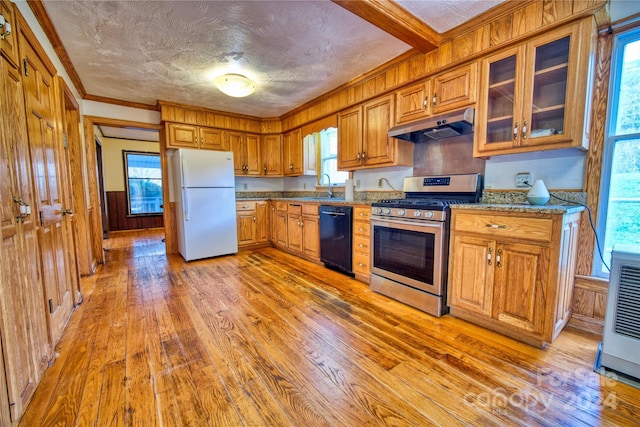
[331,0,441,53]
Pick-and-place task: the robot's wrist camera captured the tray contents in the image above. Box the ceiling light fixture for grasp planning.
[213,73,256,98]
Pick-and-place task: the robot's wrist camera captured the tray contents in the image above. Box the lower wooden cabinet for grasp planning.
[266,201,321,262]
[274,202,287,247]
[352,206,371,282]
[236,201,269,249]
[447,207,581,347]
[301,205,320,259]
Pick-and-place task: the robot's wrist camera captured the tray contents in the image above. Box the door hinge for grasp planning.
[39,210,44,226]
[23,58,28,76]
[48,299,53,314]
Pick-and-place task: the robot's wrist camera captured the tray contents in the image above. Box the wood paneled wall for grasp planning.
[159,100,281,134]
[568,275,608,334]
[576,30,612,276]
[106,191,163,231]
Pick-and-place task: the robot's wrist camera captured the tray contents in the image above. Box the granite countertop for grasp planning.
[451,203,585,215]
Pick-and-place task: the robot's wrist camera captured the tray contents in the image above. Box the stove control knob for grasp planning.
[376,207,383,214]
[397,209,406,216]
[425,211,434,219]
[414,211,422,217]
[383,208,391,215]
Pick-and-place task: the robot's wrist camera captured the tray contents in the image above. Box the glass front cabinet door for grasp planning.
[474,19,594,157]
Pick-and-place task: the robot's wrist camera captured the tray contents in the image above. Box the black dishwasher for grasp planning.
[319,205,353,275]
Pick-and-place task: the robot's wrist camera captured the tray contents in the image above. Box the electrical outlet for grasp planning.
[243,183,248,190]
[356,180,361,188]
[378,178,383,188]
[515,172,531,188]
[303,183,306,189]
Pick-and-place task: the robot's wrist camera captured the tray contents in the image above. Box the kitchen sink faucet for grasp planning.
[321,173,333,198]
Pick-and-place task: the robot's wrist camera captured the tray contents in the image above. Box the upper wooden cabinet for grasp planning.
[199,127,228,150]
[229,131,261,176]
[337,105,363,170]
[474,19,594,157]
[0,0,19,67]
[338,94,413,170]
[166,123,228,151]
[283,128,303,176]
[302,133,317,176]
[261,134,283,176]
[396,80,432,124]
[395,63,476,124]
[432,62,477,114]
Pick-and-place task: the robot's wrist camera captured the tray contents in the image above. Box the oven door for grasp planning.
[370,216,445,295]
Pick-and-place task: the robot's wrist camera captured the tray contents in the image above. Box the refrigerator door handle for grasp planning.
[183,188,190,221]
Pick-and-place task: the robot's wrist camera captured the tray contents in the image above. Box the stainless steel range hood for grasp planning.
[388,107,474,142]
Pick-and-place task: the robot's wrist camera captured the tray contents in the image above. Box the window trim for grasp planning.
[123,150,163,217]
[594,27,640,277]
[315,127,348,187]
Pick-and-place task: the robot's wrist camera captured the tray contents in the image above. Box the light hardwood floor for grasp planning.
[19,229,640,426]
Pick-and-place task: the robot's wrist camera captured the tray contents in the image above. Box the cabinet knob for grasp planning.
[522,120,528,139]
[361,151,366,159]
[487,247,492,265]
[496,248,502,267]
[432,93,437,106]
[358,262,366,267]
[423,96,428,111]
[513,122,519,141]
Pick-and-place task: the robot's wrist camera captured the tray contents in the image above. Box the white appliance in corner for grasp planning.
[600,244,640,379]
[172,148,238,261]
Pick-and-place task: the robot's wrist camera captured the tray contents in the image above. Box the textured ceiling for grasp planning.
[42,0,504,118]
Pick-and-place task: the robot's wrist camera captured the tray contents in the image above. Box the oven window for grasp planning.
[373,226,435,284]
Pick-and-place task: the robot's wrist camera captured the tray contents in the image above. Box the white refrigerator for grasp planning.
[172,149,238,261]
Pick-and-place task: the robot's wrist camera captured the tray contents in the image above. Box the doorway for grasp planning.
[95,138,109,239]
[83,117,164,260]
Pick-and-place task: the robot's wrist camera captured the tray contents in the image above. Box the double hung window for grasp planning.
[124,151,163,215]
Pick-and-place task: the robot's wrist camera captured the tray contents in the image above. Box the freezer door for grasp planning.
[180,149,235,188]
[180,187,238,260]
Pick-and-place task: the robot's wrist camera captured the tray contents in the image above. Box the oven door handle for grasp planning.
[371,217,444,229]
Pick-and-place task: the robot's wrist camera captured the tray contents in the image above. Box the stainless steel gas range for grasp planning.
[369,173,483,317]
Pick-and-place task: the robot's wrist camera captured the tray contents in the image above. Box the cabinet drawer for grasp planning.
[236,201,256,211]
[287,203,302,215]
[302,203,319,215]
[453,212,553,242]
[353,235,370,254]
[353,206,371,221]
[353,253,370,274]
[353,220,370,237]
